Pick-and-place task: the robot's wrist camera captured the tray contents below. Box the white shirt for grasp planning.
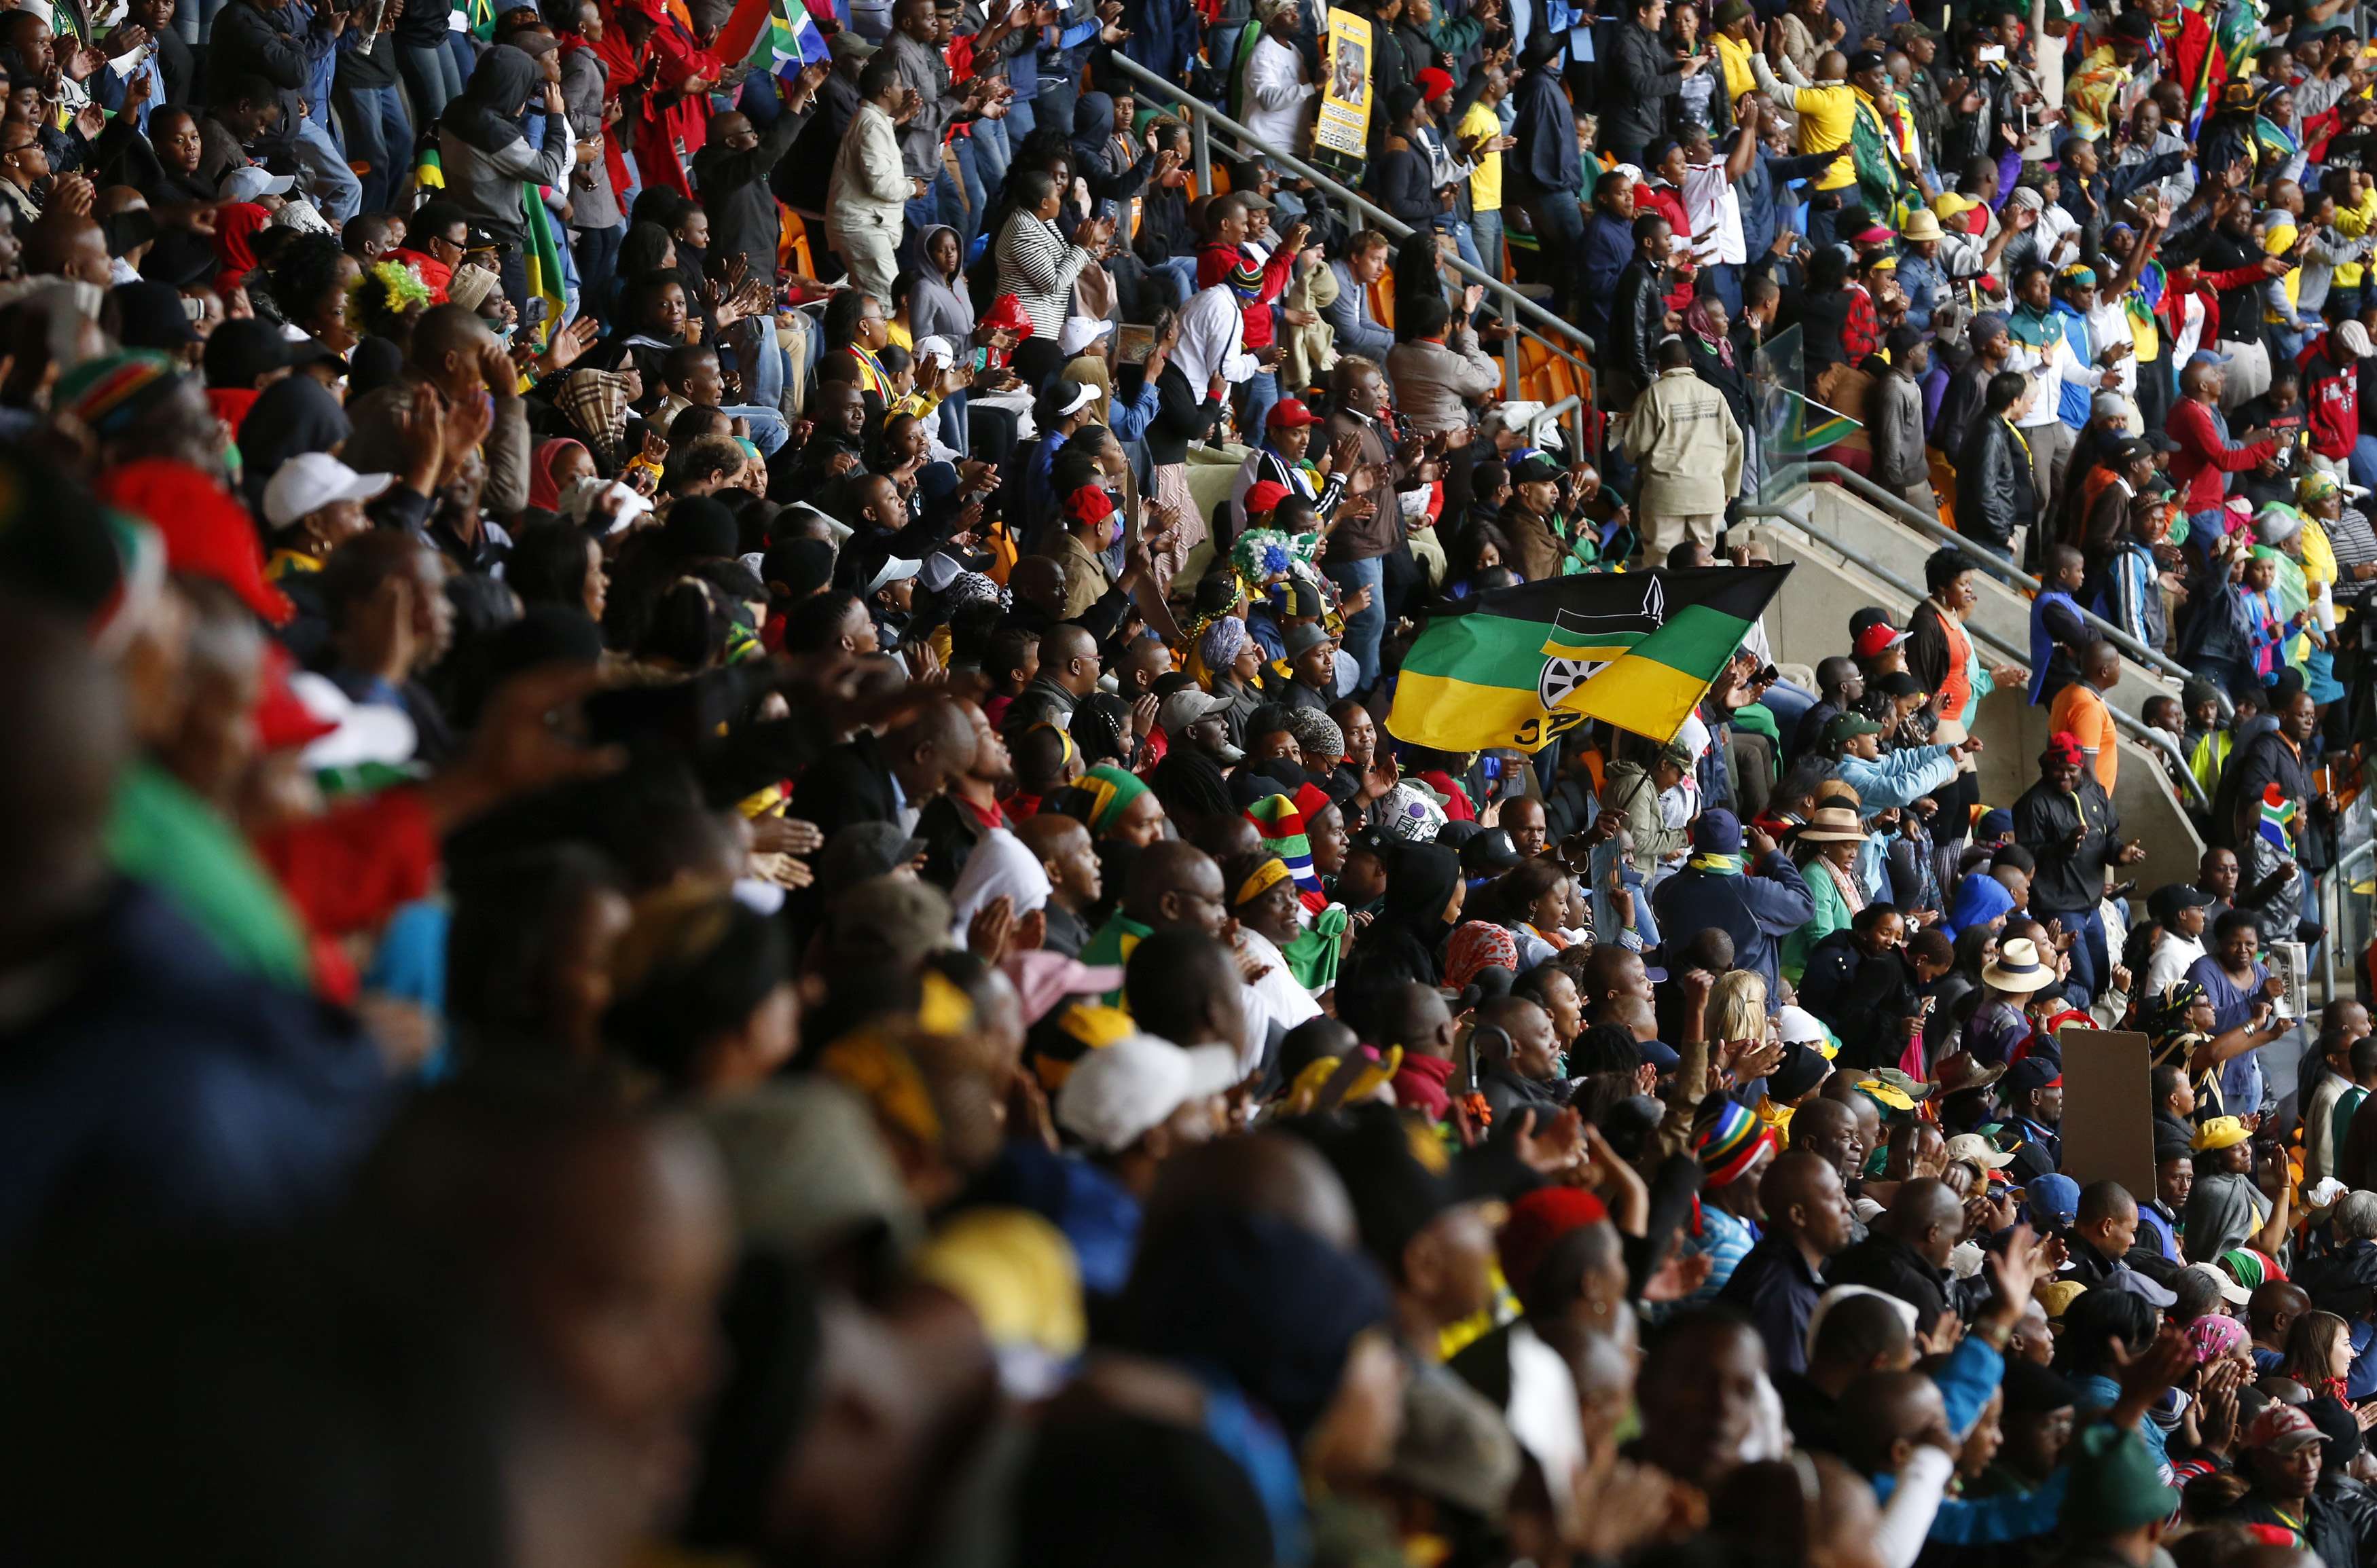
[2144,930,2207,998]
[1244,35,1309,152]
[1682,158,1745,268]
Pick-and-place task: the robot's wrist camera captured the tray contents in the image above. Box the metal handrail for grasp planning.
[1745,498,2215,816]
[1792,461,2234,717]
[1098,52,1598,390]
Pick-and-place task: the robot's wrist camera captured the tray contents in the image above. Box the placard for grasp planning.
[2054,1026,2157,1200]
[2268,941,2307,1023]
[1316,9,1373,159]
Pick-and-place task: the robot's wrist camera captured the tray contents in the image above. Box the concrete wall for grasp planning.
[1740,500,2206,894]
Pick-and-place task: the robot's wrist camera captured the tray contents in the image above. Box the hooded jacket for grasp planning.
[436,46,576,247]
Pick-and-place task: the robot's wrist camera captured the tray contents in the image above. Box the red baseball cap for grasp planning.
[1244,479,1292,517]
[1853,621,1909,658]
[96,458,293,626]
[1267,396,1321,429]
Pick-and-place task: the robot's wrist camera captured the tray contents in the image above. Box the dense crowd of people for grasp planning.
[12,0,2377,1562]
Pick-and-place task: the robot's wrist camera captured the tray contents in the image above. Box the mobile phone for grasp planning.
[1977,43,2005,63]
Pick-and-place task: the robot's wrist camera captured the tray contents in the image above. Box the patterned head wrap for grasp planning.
[2186,1313,2249,1364]
[1444,920,1521,991]
[1053,764,1153,838]
[1696,1099,1775,1188]
[2148,979,2209,1037]
[1284,708,1345,765]
[2043,730,2088,769]
[945,570,1007,613]
[1200,615,1251,674]
[558,369,633,464]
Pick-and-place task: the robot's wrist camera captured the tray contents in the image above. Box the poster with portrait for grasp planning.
[1316,8,1373,159]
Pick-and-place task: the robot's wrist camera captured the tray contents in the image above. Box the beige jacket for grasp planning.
[1386,325,1503,435]
[827,102,910,240]
[1621,366,1744,519]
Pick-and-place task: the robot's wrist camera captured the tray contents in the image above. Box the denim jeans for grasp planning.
[955,135,988,255]
[400,39,466,121]
[1471,208,1503,278]
[174,0,226,45]
[571,220,624,325]
[973,115,1011,188]
[1323,553,1385,689]
[1004,94,1035,143]
[1150,253,1197,306]
[292,116,361,223]
[2037,903,2109,1004]
[333,78,412,215]
[725,403,791,455]
[1447,216,1483,276]
[1238,369,1279,444]
[2351,433,2377,496]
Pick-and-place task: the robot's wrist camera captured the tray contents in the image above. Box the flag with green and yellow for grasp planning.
[1387,566,1791,752]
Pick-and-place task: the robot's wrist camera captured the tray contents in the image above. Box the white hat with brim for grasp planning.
[865,556,922,596]
[264,452,395,531]
[1982,937,2058,993]
[287,670,418,773]
[2183,1262,2253,1306]
[1943,1132,2015,1171]
[1055,1034,1241,1153]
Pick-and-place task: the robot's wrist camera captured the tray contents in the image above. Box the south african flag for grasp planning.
[1387,566,1792,752]
[2258,782,2298,859]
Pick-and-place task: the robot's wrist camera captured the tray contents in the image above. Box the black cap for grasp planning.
[1847,48,1887,73]
[2147,883,2217,923]
[2004,1057,2063,1096]
[1460,826,1523,879]
[110,279,199,350]
[665,495,740,562]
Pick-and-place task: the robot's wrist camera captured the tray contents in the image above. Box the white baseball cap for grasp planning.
[863,555,922,596]
[224,164,297,202]
[1055,1034,1240,1153]
[263,452,394,530]
[1776,1004,1830,1047]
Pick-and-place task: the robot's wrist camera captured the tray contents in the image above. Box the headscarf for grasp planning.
[2146,979,2208,1038]
[236,373,352,513]
[1684,294,1734,368]
[530,437,589,512]
[947,826,1053,932]
[55,350,184,440]
[1053,764,1153,839]
[1172,285,1246,392]
[1445,919,1520,990]
[2221,1247,2285,1288]
[2185,1313,2248,1364]
[441,43,539,153]
[1349,841,1462,985]
[212,202,270,295]
[558,369,633,464]
[1199,615,1250,685]
[2043,730,2088,769]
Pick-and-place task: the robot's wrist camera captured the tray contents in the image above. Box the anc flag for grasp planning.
[1387,566,1791,752]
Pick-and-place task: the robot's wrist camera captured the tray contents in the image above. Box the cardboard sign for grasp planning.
[1316,9,1373,158]
[2054,1026,2157,1199]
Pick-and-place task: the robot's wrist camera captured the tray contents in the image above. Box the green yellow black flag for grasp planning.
[1387,566,1792,752]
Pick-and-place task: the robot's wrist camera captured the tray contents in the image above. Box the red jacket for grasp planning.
[2166,396,2274,515]
[1197,241,1294,349]
[2302,340,2361,461]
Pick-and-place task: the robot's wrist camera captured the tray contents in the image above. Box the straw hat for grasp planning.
[1981,937,2057,993]
[1796,805,1868,843]
[1901,208,1946,243]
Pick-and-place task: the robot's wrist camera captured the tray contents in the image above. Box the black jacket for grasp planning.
[691,102,814,295]
[1608,257,1669,403]
[1797,929,1924,1071]
[2012,770,2124,915]
[789,730,902,844]
[1826,1230,1984,1337]
[204,0,310,158]
[1956,417,2035,554]
[1603,19,1682,153]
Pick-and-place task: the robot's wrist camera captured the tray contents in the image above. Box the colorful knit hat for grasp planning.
[56,350,184,439]
[1246,788,1328,909]
[1695,1099,1774,1188]
[1056,765,1153,839]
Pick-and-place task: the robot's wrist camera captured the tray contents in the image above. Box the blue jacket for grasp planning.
[1835,744,1960,812]
[1578,210,1635,346]
[1508,62,1582,200]
[1120,0,1201,92]
[1650,850,1816,1003]
[1735,143,1836,274]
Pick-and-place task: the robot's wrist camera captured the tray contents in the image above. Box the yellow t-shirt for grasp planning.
[1715,33,1756,103]
[1783,81,1857,190]
[1459,100,1503,215]
[2338,189,2377,288]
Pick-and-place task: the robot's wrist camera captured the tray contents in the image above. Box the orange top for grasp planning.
[2049,682,2119,796]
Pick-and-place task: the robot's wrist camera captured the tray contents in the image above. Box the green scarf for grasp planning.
[1690,851,1745,876]
[105,760,313,989]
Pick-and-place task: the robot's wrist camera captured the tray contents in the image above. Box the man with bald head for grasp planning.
[344,302,532,517]
[792,692,977,844]
[1474,995,1564,1122]
[1003,621,1100,737]
[690,65,826,293]
[2249,1280,2314,1374]
[1719,1148,1855,1374]
[1829,1177,1983,1336]
[1083,841,1228,972]
[1790,1095,1870,1200]
[23,212,109,287]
